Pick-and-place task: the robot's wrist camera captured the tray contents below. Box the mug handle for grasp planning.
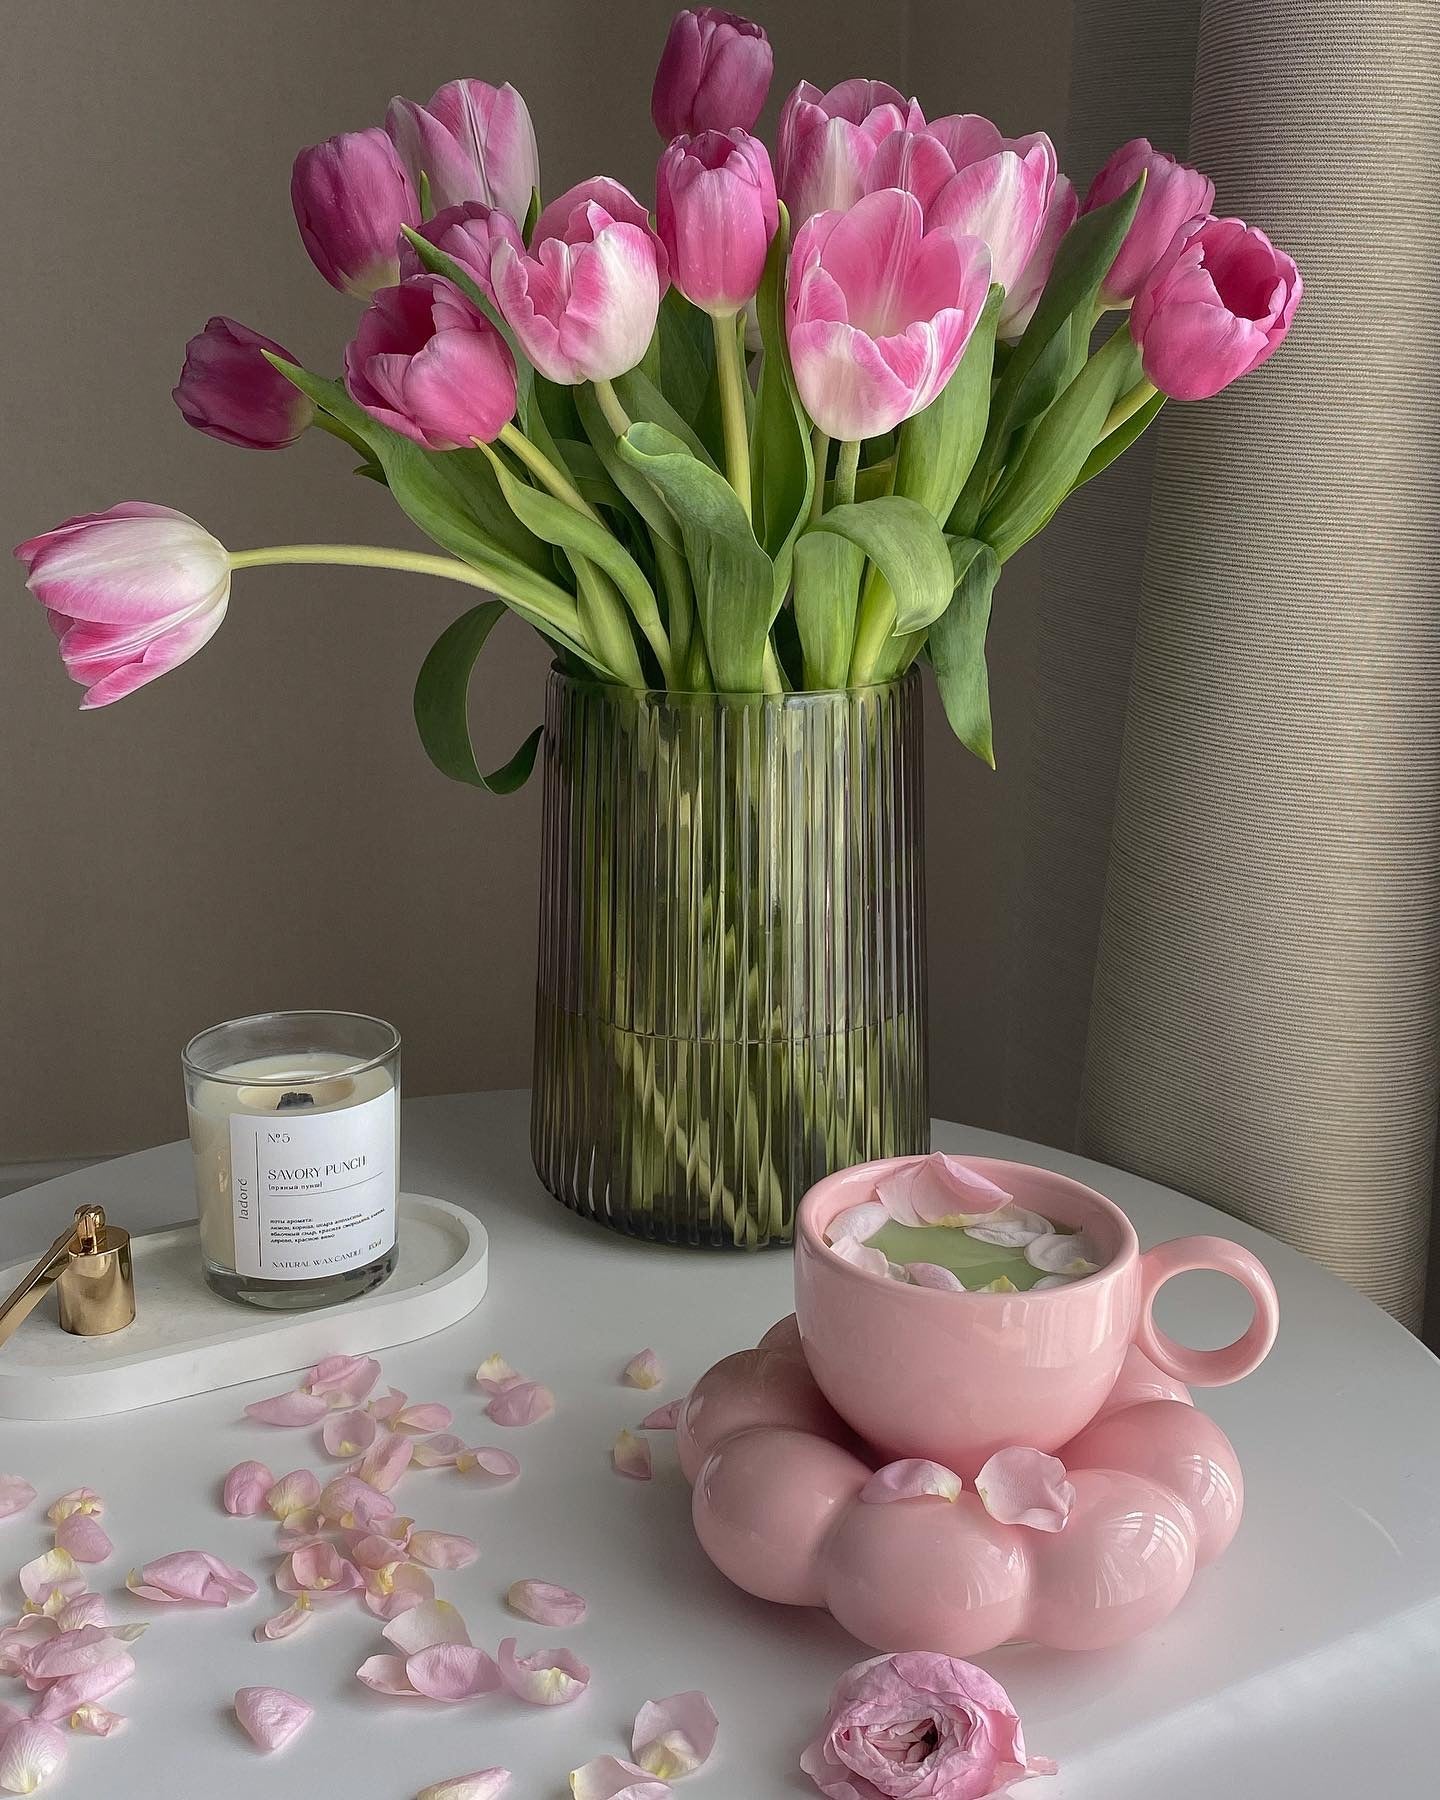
[1135,1235,1279,1387]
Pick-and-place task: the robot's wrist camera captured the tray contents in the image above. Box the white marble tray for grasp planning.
[0,1193,488,1421]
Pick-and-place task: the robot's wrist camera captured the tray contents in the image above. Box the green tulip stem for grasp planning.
[592,377,633,441]
[832,438,861,510]
[712,312,753,522]
[808,430,830,525]
[228,542,511,593]
[1098,377,1160,442]
[497,423,600,521]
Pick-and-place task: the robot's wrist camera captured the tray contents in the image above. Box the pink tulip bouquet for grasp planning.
[15,6,1300,778]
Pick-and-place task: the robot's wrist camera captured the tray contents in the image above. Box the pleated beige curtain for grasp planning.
[1007,0,1440,1331]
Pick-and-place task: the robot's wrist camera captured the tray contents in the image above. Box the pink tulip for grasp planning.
[1085,136,1216,306]
[777,78,920,225]
[1130,214,1301,400]
[291,128,420,298]
[998,173,1078,341]
[14,503,230,708]
[531,179,669,290]
[386,80,538,224]
[173,317,314,450]
[492,188,662,384]
[657,128,777,316]
[786,187,991,440]
[398,201,523,302]
[651,7,773,139]
[344,275,518,448]
[928,137,1058,327]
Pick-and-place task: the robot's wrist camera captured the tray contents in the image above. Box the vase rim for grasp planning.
[546,666,919,703]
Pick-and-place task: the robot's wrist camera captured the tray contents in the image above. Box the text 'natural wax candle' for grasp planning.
[183,1012,400,1309]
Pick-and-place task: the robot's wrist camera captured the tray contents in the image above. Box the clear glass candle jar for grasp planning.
[183,1011,400,1309]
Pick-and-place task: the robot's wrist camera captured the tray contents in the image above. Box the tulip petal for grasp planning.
[417,1771,511,1800]
[632,1690,719,1779]
[407,1532,478,1572]
[474,1355,521,1396]
[323,1408,378,1458]
[255,1598,314,1641]
[244,1389,328,1427]
[383,1598,471,1654]
[222,1462,275,1516]
[0,1719,67,1793]
[905,1262,967,1291]
[485,1382,554,1428]
[639,1400,683,1431]
[497,1637,590,1706]
[621,1349,664,1390]
[406,1643,503,1702]
[570,1756,672,1800]
[0,1475,37,1520]
[860,1459,964,1504]
[506,1580,587,1628]
[1025,1232,1100,1277]
[611,1431,653,1481]
[234,1685,314,1753]
[52,1515,111,1564]
[975,1447,1076,1531]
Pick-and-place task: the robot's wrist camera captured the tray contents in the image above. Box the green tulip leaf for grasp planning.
[574,383,681,550]
[413,601,543,791]
[804,495,956,635]
[1070,389,1166,492]
[894,285,1002,524]
[793,530,864,689]
[751,201,815,596]
[612,367,718,468]
[657,286,716,427]
[930,541,1001,766]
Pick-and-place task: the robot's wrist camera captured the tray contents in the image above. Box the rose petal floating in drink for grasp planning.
[1025,1231,1100,1277]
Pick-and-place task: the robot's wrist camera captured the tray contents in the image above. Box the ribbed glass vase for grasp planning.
[530,670,929,1247]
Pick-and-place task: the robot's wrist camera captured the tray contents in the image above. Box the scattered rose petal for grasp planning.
[621,1350,663,1390]
[474,1355,522,1396]
[53,1514,112,1565]
[416,1771,511,1800]
[497,1637,589,1706]
[638,1400,683,1431]
[20,1626,114,1685]
[407,1532,478,1572]
[265,1469,322,1538]
[975,1447,1076,1532]
[44,1489,103,1525]
[406,1643,503,1702]
[255,1598,314,1642]
[0,1476,37,1521]
[369,1387,408,1422]
[55,1595,117,1633]
[905,1262,967,1292]
[357,1654,421,1697]
[963,1206,1053,1248]
[0,1701,24,1733]
[126,1550,257,1606]
[0,1719,67,1793]
[362,1563,434,1619]
[234,1685,314,1753]
[632,1690,719,1779]
[569,1755,671,1800]
[352,1430,414,1493]
[66,1704,124,1737]
[410,1435,468,1469]
[383,1599,471,1654]
[392,1401,453,1435]
[506,1580,587,1628]
[611,1431,653,1481]
[874,1152,1014,1226]
[860,1459,964,1505]
[244,1389,329,1428]
[1025,1231,1100,1277]
[318,1475,395,1530]
[33,1652,136,1721]
[304,1355,381,1407]
[456,1448,521,1484]
[323,1408,378,1458]
[19,1550,84,1606]
[222,1462,275,1516]
[485,1382,554,1428]
[277,1542,362,1601]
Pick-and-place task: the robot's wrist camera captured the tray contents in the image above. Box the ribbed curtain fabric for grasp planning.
[1079,0,1440,1326]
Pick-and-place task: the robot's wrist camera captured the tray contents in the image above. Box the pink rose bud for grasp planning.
[386,80,539,224]
[651,8,773,140]
[492,185,662,384]
[1130,214,1301,400]
[1085,136,1216,306]
[172,317,314,450]
[344,275,519,449]
[777,78,919,226]
[291,128,420,298]
[786,187,991,440]
[657,127,777,316]
[14,503,230,708]
[398,201,523,303]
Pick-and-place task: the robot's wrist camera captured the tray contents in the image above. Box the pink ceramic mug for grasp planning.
[794,1155,1279,1477]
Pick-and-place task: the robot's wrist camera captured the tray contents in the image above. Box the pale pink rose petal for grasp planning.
[266,1469,322,1522]
[1032,1275,1071,1290]
[860,1459,965,1505]
[383,1598,471,1654]
[963,1205,1053,1248]
[222,1461,275,1516]
[53,1513,112,1564]
[874,1151,1014,1227]
[0,1475,37,1520]
[323,1408,379,1458]
[20,1626,116,1685]
[407,1532,478,1571]
[975,1446,1076,1532]
[621,1350,663,1391]
[406,1643,503,1702]
[569,1755,672,1800]
[824,1200,888,1244]
[347,1519,414,1563]
[639,1400,683,1432]
[304,1354,382,1407]
[410,1434,468,1469]
[824,1234,891,1277]
[474,1354,521,1396]
[54,1594,112,1632]
[368,1387,408,1422]
[363,1564,435,1619]
[67,1703,125,1737]
[278,1541,362,1600]
[1024,1231,1101,1277]
[0,1620,57,1675]
[352,1430,415,1493]
[19,1549,85,1606]
[485,1381,553,1428]
[44,1488,104,1525]
[33,1651,136,1721]
[255,1598,314,1641]
[416,1771,511,1800]
[0,1719,67,1793]
[456,1447,522,1484]
[126,1550,257,1606]
[357,1653,422,1697]
[612,1431,653,1481]
[393,1401,453,1435]
[318,1475,396,1530]
[497,1637,589,1706]
[234,1685,314,1752]
[244,1389,329,1427]
[506,1580,587,1628]
[0,1700,26,1732]
[905,1261,967,1292]
[632,1689,719,1779]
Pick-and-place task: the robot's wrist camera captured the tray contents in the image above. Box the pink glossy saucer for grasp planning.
[678,1315,1244,1655]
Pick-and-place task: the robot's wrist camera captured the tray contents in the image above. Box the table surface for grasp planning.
[2,1090,1437,1799]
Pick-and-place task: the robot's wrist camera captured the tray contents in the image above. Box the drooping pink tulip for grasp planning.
[786,187,992,440]
[1130,215,1301,400]
[651,8,773,139]
[777,78,920,226]
[173,317,314,450]
[14,503,230,708]
[492,189,662,384]
[344,275,519,449]
[386,80,538,223]
[291,128,420,298]
[656,128,777,316]
[398,201,523,302]
[1085,136,1216,306]
[927,138,1058,328]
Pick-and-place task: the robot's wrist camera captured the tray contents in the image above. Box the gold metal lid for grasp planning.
[0,1205,137,1347]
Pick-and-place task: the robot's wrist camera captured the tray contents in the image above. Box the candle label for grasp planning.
[228,1088,397,1279]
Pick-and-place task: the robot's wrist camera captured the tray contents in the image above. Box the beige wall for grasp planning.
[0,0,1071,1162]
